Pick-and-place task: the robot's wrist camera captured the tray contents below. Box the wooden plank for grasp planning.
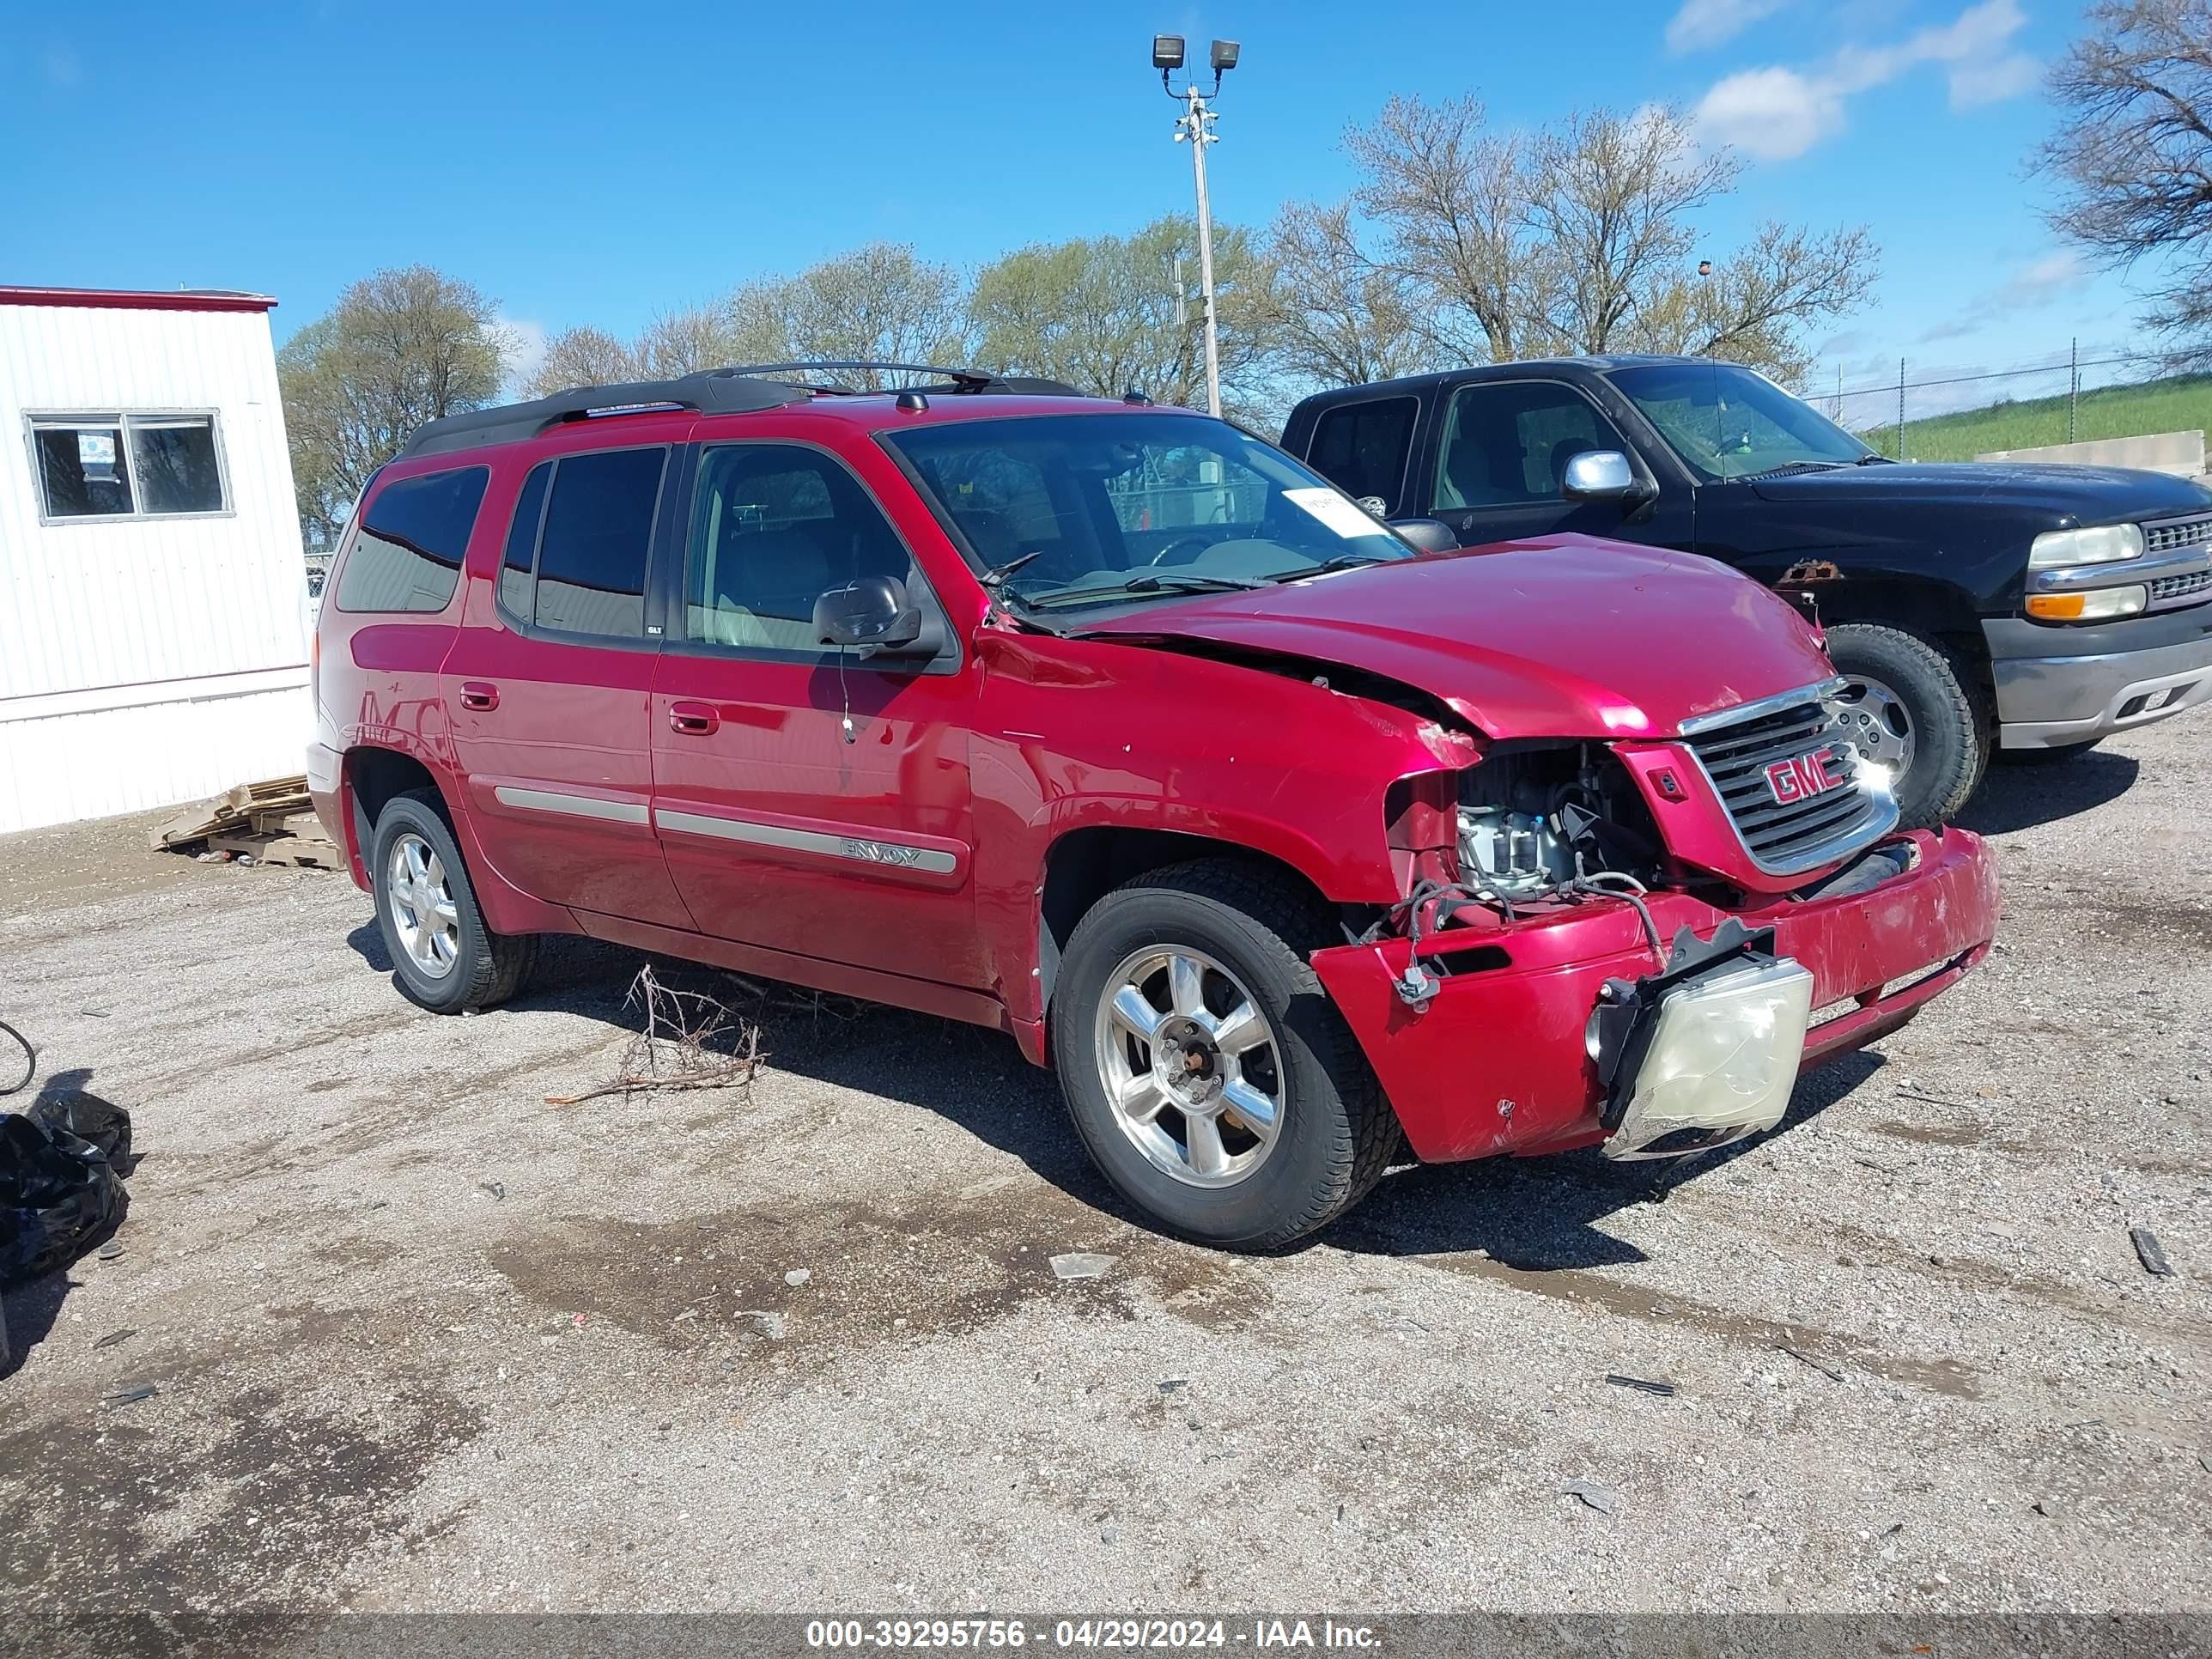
[152,775,313,850]
[207,828,343,870]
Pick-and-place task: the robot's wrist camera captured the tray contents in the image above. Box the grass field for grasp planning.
[1854,372,2212,461]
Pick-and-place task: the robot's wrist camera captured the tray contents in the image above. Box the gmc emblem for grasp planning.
[1764,745,1846,805]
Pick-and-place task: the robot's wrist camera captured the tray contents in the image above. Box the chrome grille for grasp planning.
[2149,568,2212,607]
[2143,514,2212,556]
[1681,687,1896,876]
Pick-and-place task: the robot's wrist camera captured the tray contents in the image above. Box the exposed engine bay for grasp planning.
[1453,740,1667,902]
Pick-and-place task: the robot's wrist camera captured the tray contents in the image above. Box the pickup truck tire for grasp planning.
[1822,623,1987,830]
[370,789,536,1015]
[1052,860,1400,1251]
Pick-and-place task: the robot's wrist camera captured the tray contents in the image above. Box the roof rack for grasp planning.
[397,362,1089,460]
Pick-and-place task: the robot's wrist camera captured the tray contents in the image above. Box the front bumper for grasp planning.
[1310,826,1999,1164]
[1984,611,2212,748]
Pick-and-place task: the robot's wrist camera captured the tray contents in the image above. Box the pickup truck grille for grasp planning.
[1681,686,1896,876]
[2149,568,2212,608]
[2142,514,2212,556]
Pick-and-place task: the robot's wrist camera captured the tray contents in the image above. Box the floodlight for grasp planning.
[1152,34,1185,70]
[1210,39,1239,71]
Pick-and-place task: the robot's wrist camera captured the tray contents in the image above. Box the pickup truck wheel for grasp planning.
[1822,623,1985,830]
[370,789,535,1015]
[1052,860,1399,1251]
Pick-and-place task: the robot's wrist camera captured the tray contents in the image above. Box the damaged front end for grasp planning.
[1584,920,1814,1160]
[1316,702,2000,1169]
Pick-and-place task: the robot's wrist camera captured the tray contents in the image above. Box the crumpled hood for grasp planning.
[1078,536,1838,740]
[1748,459,2212,520]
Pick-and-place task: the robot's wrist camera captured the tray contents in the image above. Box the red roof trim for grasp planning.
[0,285,277,314]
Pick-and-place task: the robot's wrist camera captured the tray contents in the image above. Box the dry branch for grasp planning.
[544,964,764,1106]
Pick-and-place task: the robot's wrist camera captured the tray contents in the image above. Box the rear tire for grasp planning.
[1824,623,1987,830]
[1050,860,1400,1251]
[369,789,534,1014]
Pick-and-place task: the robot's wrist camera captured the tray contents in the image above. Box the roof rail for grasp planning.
[395,362,1088,460]
[396,368,811,459]
[716,362,1084,397]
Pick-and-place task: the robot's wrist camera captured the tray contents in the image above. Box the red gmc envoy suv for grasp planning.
[310,363,2000,1249]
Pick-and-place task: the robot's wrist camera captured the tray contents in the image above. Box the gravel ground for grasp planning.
[1,724,2207,1620]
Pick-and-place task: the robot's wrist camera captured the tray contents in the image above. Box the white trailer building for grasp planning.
[0,286,310,835]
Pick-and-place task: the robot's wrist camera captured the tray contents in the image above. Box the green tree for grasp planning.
[731,243,973,384]
[969,216,1278,416]
[279,266,507,544]
[526,325,641,397]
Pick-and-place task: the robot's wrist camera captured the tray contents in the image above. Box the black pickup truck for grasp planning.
[1282,356,2212,828]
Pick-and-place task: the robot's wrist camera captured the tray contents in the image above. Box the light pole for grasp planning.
[1153,34,1238,417]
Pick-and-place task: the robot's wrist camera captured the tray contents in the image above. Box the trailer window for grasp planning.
[28,413,228,521]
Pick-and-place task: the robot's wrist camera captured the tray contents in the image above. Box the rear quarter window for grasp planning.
[1306,397,1416,515]
[333,466,491,614]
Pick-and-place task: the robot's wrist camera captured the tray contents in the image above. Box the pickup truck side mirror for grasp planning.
[1388,517,1462,554]
[814,574,924,653]
[1559,450,1642,502]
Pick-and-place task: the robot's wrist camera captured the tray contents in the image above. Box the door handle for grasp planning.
[668,700,720,736]
[459,681,499,712]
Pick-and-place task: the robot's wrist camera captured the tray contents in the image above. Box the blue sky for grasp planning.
[0,0,2141,411]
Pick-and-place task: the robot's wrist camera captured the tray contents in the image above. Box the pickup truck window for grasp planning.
[1610,362,1871,482]
[1308,396,1416,515]
[684,444,917,653]
[1435,381,1623,511]
[885,413,1410,611]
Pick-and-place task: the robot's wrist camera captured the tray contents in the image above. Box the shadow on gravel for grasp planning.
[337,915,1893,1264]
[1325,1049,1887,1271]
[1958,746,2140,836]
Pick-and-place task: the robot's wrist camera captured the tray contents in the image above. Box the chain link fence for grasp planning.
[1798,345,2210,463]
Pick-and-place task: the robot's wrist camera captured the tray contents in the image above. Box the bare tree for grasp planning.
[636,304,746,377]
[277,266,507,544]
[1258,200,1428,386]
[526,325,641,397]
[1346,95,1528,362]
[969,216,1278,415]
[2039,0,2212,364]
[1330,96,1877,380]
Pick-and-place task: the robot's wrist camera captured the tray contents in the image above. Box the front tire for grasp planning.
[1824,623,1988,830]
[1050,860,1399,1250]
[370,789,534,1014]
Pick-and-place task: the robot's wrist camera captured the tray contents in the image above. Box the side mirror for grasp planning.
[1387,517,1461,554]
[813,574,923,653]
[1560,450,1639,501]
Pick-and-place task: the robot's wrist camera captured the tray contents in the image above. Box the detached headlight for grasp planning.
[2030,523,2144,569]
[2027,585,2148,622]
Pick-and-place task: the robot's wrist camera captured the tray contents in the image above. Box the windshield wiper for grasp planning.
[1854,453,1893,465]
[1263,554,1386,583]
[1023,572,1267,610]
[1735,460,1845,481]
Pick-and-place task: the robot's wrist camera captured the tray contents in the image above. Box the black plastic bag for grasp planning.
[1,1092,132,1289]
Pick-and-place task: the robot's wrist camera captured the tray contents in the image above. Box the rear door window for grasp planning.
[1434,382,1625,510]
[1306,397,1416,515]
[499,462,552,621]
[333,466,490,614]
[522,447,668,638]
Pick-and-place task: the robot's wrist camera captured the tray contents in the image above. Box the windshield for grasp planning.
[1609,363,1873,482]
[882,413,1413,610]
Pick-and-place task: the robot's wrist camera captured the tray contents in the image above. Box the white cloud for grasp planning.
[1694,68,1844,161]
[1915,251,2090,344]
[1694,0,2033,162]
[497,314,548,394]
[1665,0,1790,55]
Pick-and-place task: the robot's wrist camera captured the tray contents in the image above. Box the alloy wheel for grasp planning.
[1092,945,1285,1188]
[386,831,460,981]
[1832,675,1917,780]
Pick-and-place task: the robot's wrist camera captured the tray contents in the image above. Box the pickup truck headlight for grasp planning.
[2029,523,2144,569]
